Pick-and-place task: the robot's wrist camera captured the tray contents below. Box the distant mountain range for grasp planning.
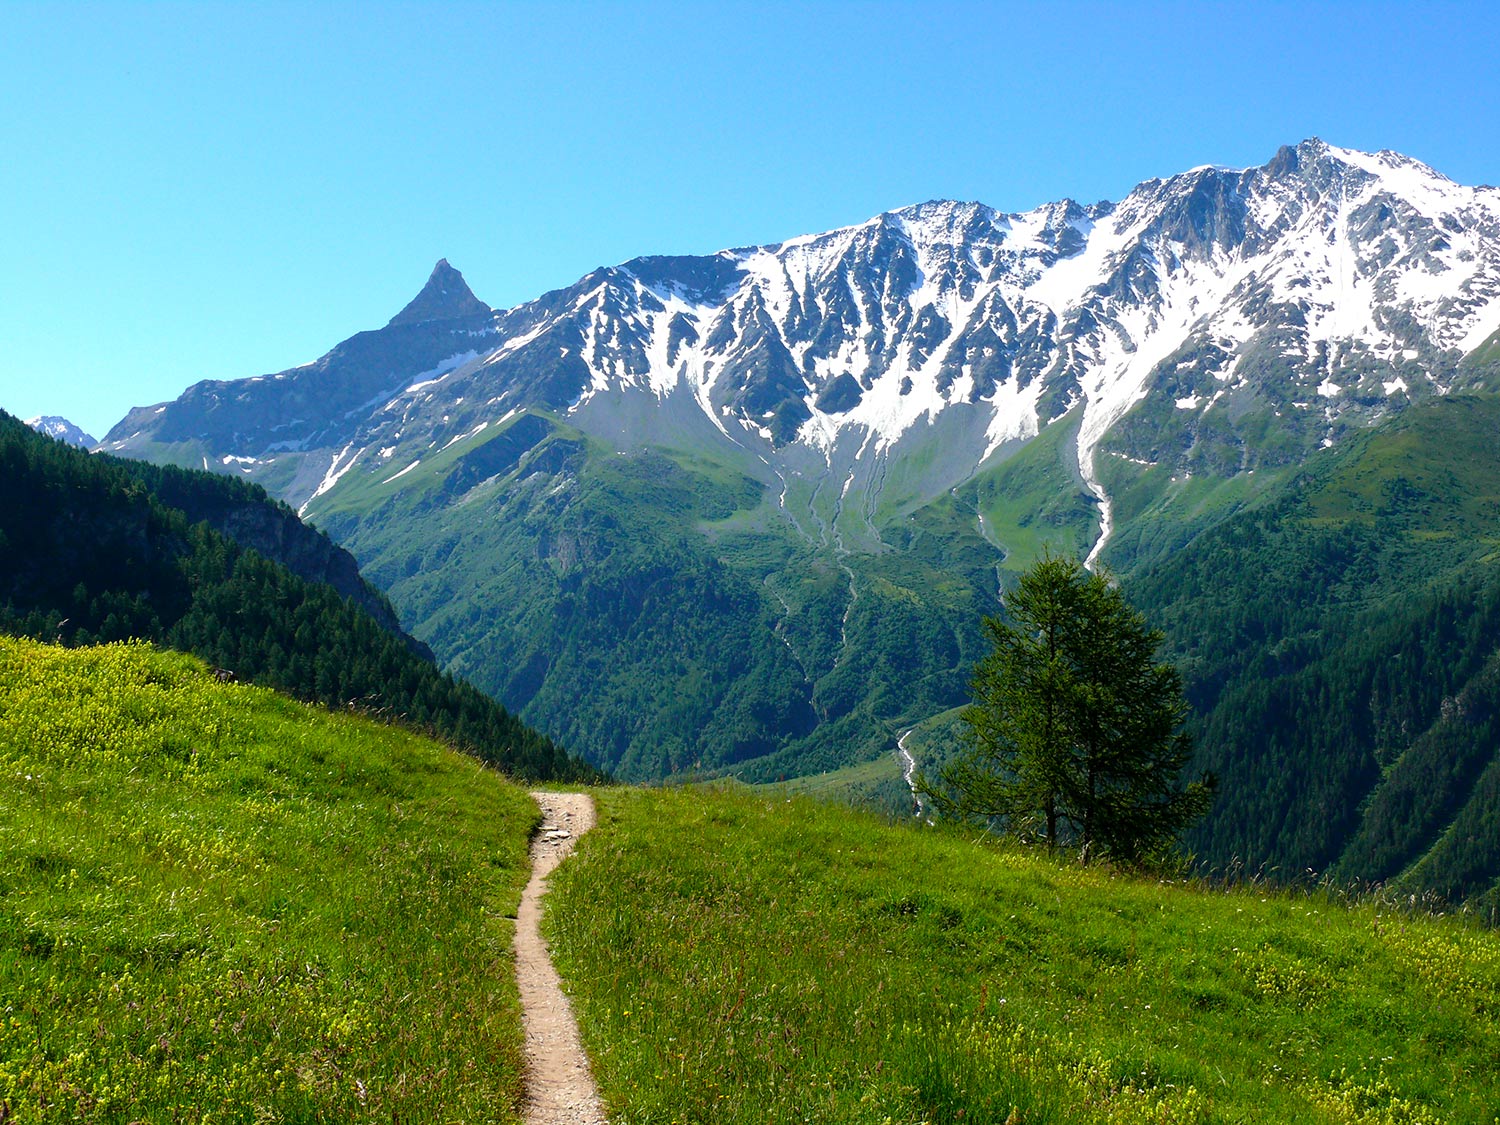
[27,415,95,448]
[95,139,1500,903]
[104,139,1500,545]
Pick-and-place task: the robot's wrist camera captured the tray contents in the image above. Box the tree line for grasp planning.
[0,411,598,783]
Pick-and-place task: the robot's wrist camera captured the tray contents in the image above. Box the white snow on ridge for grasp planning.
[459,145,1500,576]
[639,284,721,399]
[599,143,1500,560]
[405,350,480,393]
[25,416,97,447]
[381,459,422,485]
[300,443,360,515]
[1025,207,1135,314]
[1326,144,1470,218]
[204,142,1500,558]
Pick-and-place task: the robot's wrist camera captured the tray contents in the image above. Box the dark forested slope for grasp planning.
[0,411,595,782]
[1130,393,1500,909]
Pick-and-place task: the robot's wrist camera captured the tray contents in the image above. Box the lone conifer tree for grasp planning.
[923,553,1213,864]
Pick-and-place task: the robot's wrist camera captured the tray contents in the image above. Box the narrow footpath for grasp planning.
[516,791,606,1125]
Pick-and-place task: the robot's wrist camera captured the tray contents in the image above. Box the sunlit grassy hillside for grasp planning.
[547,787,1500,1125]
[0,636,538,1122]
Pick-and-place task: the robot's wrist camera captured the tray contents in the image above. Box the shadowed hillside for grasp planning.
[0,410,596,782]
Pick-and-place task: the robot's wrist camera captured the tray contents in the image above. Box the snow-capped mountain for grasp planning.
[104,139,1500,561]
[90,138,1500,864]
[26,416,97,449]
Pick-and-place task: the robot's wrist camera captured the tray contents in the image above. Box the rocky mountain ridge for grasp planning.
[62,139,1500,910]
[26,416,96,448]
[98,140,1500,790]
[104,140,1500,566]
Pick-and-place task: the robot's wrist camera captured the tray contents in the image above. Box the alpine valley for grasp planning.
[103,139,1500,905]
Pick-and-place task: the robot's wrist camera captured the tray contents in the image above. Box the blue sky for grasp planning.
[4,0,1499,440]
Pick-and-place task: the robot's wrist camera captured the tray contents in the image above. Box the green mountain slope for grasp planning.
[313,409,1032,782]
[0,635,538,1121]
[547,785,1500,1124]
[110,454,426,649]
[1128,393,1500,906]
[0,411,593,782]
[91,154,1500,880]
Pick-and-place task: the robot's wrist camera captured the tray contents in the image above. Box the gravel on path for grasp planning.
[516,791,606,1125]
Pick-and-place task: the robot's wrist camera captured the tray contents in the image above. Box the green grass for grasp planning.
[1301,394,1500,544]
[750,752,910,819]
[752,706,968,817]
[546,786,1500,1125]
[966,409,1099,573]
[303,409,547,521]
[1094,453,1291,575]
[762,751,901,795]
[0,635,539,1122]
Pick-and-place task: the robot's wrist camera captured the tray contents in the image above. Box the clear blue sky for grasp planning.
[4,0,1498,441]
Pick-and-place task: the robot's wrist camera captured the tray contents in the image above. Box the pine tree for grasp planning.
[924,554,1214,864]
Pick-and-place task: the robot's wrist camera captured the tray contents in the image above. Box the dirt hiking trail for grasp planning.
[517,791,606,1125]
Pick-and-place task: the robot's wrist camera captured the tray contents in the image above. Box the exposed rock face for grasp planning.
[25,416,96,448]
[104,141,1500,542]
[387,259,493,327]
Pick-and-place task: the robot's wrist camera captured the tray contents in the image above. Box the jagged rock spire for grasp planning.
[387,259,491,326]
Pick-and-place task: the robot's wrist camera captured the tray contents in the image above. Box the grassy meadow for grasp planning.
[546,786,1500,1125]
[8,634,1500,1124]
[0,635,538,1122]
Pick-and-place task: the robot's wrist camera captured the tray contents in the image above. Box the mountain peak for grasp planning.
[387,259,492,327]
[25,415,96,448]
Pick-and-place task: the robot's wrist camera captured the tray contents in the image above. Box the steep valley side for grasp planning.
[314,413,1025,782]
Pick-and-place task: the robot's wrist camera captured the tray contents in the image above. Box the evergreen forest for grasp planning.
[1130,394,1500,912]
[0,411,595,783]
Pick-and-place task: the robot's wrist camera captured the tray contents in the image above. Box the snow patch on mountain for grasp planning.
[300,443,361,515]
[381,459,422,485]
[406,350,480,393]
